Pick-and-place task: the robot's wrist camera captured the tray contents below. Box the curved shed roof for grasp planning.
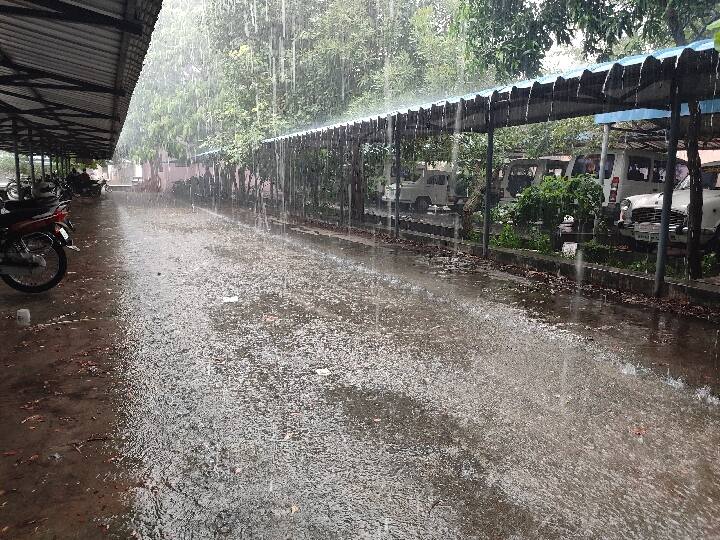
[0,0,163,159]
[263,39,720,148]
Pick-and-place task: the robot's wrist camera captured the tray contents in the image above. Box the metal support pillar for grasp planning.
[41,152,46,179]
[393,118,402,239]
[653,81,682,297]
[482,109,494,257]
[598,123,611,186]
[12,119,20,186]
[28,127,35,198]
[337,138,345,226]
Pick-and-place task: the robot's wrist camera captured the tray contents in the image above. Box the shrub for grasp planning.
[506,174,602,230]
[491,223,522,249]
[467,229,483,243]
[703,252,720,276]
[491,204,516,224]
[581,239,613,264]
[529,229,553,254]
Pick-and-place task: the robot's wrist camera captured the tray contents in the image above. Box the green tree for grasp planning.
[457,0,720,80]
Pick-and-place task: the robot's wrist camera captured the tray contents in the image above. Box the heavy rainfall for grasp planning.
[1,0,720,538]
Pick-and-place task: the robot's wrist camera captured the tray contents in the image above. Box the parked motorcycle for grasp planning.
[0,198,75,293]
[2,177,32,201]
[74,178,106,198]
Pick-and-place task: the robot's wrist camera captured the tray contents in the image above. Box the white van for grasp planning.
[499,157,569,203]
[566,149,688,206]
[382,162,466,212]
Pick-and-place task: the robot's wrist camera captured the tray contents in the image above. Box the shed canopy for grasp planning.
[594,99,720,151]
[263,39,720,148]
[0,0,163,159]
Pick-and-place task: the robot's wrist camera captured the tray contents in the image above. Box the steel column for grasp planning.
[394,117,401,239]
[482,109,494,257]
[28,127,35,196]
[12,118,20,185]
[598,123,611,185]
[653,82,682,297]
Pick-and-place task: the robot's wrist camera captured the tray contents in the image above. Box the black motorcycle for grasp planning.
[0,198,75,293]
[75,179,107,198]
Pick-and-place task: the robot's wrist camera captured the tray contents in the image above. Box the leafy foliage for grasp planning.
[580,240,614,264]
[457,0,720,80]
[490,223,522,249]
[528,229,553,254]
[504,174,603,229]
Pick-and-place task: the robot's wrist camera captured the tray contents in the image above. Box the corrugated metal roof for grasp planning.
[595,99,720,152]
[0,0,163,159]
[263,39,720,147]
[595,99,720,124]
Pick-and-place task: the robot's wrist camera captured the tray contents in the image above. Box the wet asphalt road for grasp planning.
[114,194,720,539]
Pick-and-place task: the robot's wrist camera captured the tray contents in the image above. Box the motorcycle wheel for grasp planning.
[1,235,67,293]
[6,181,19,200]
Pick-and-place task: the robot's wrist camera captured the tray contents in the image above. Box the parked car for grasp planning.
[382,162,466,212]
[617,161,720,248]
[498,156,569,203]
[566,149,688,207]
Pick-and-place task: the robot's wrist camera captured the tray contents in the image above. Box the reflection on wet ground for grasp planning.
[115,194,720,538]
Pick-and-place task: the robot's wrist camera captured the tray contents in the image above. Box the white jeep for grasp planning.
[618,161,720,248]
[382,162,466,212]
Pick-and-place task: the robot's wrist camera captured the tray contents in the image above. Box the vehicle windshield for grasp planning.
[571,154,615,180]
[676,170,720,190]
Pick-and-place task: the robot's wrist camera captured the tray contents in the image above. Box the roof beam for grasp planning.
[0,96,112,139]
[0,58,126,95]
[0,87,117,120]
[0,80,122,93]
[0,1,143,35]
[0,105,109,119]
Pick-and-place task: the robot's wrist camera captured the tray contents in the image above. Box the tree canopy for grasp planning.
[456,0,720,80]
[116,0,639,172]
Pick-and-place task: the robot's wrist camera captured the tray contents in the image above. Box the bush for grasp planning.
[581,239,613,264]
[491,223,522,249]
[467,229,483,243]
[529,229,553,254]
[507,174,602,230]
[491,204,516,224]
[703,252,720,276]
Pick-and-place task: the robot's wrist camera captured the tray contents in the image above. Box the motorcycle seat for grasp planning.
[0,208,51,227]
[3,198,58,212]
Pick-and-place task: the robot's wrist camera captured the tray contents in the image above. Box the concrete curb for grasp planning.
[384,226,720,308]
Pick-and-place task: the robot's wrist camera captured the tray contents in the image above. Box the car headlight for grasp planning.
[619,199,632,222]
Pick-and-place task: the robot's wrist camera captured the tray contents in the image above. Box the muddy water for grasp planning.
[114,194,720,538]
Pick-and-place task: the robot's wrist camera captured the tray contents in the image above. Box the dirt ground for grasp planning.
[0,198,129,539]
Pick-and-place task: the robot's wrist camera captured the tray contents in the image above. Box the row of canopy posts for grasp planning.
[261,91,681,296]
[654,79,682,297]
[9,117,75,198]
[594,82,682,296]
[258,36,717,298]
